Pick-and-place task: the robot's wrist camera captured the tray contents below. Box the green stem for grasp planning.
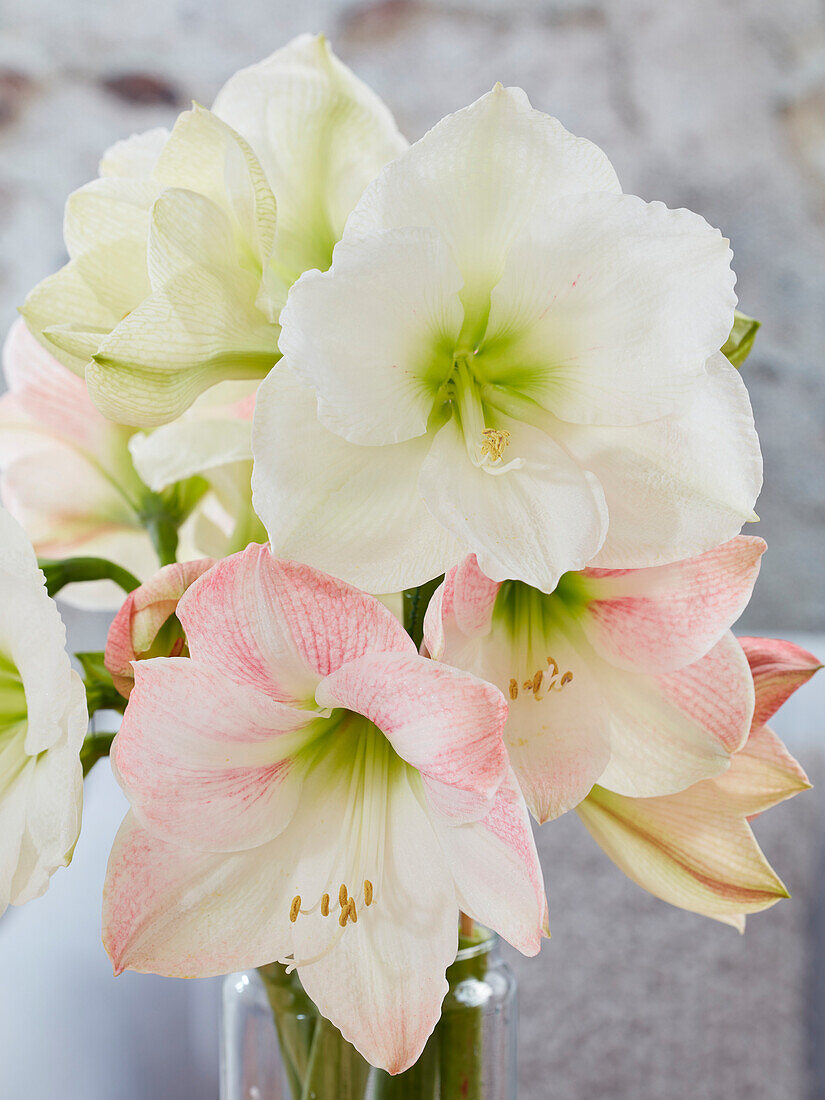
[80,731,117,776]
[402,575,444,652]
[145,514,179,567]
[437,926,488,1100]
[40,557,140,599]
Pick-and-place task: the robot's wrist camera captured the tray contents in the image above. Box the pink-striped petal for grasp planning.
[103,812,296,978]
[177,544,415,705]
[112,659,312,851]
[739,636,823,727]
[582,536,766,674]
[105,557,215,696]
[423,555,501,662]
[429,768,548,954]
[597,631,753,797]
[315,651,509,823]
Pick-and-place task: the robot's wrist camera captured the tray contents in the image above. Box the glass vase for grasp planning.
[220,927,517,1099]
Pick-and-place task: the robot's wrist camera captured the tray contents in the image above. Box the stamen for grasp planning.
[508,678,519,701]
[338,907,349,928]
[516,656,574,701]
[321,893,330,917]
[346,898,358,924]
[480,428,511,463]
[532,669,543,694]
[289,896,301,923]
[559,671,573,687]
[338,883,348,908]
[364,880,374,907]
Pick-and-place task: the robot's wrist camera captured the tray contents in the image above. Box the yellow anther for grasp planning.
[480,428,511,462]
[338,883,349,908]
[522,679,533,692]
[560,671,573,687]
[321,893,330,917]
[289,896,301,923]
[547,657,559,676]
[364,880,374,907]
[508,678,519,701]
[338,907,349,928]
[532,669,543,694]
[347,897,358,924]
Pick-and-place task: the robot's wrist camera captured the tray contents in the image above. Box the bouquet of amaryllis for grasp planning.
[1,33,820,1098]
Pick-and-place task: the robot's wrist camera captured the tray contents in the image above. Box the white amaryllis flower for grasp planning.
[103,544,546,1074]
[577,636,820,929]
[254,84,761,594]
[22,34,406,428]
[424,538,765,823]
[0,507,86,915]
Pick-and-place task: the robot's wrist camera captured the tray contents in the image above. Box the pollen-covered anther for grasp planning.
[346,897,358,924]
[320,893,330,917]
[289,895,301,923]
[364,879,374,907]
[480,428,511,462]
[508,678,519,700]
[518,658,574,701]
[338,883,348,908]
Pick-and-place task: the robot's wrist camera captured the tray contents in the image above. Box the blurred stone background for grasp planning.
[1,1,825,1097]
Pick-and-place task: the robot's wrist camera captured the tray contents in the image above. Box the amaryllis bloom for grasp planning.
[254,84,761,594]
[424,537,765,823]
[0,320,222,607]
[23,34,406,428]
[104,558,215,698]
[103,545,546,1073]
[577,637,821,928]
[0,507,86,915]
[0,320,160,607]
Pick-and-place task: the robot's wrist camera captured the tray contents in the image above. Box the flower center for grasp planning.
[448,356,523,474]
[277,715,402,973]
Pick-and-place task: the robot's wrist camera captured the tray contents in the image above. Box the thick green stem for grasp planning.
[437,926,488,1100]
[145,514,179,567]
[40,557,140,599]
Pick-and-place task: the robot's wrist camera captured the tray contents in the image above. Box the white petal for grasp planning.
[213,33,407,292]
[559,354,763,568]
[251,367,463,593]
[279,228,463,445]
[483,194,736,425]
[348,84,620,307]
[99,127,169,178]
[129,419,252,492]
[419,415,607,592]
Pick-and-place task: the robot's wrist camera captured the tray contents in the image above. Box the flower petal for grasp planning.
[99,127,168,179]
[582,536,765,674]
[422,555,501,664]
[316,651,508,823]
[213,33,407,297]
[112,658,311,851]
[577,782,788,923]
[279,229,463,445]
[713,723,810,817]
[129,418,252,492]
[347,84,620,307]
[177,544,415,704]
[251,366,464,593]
[559,354,762,569]
[295,772,457,1075]
[429,768,547,954]
[596,632,753,798]
[102,812,297,978]
[419,415,607,592]
[482,194,735,425]
[739,636,823,727]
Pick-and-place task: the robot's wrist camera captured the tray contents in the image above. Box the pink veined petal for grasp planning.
[596,631,754,798]
[177,543,416,705]
[105,557,216,694]
[428,768,548,955]
[423,555,501,662]
[103,812,297,978]
[295,771,458,1076]
[112,658,313,852]
[315,651,509,823]
[2,318,130,461]
[739,636,823,728]
[582,536,766,675]
[577,782,789,924]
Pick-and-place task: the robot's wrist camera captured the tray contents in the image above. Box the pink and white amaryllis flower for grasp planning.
[424,537,766,823]
[104,558,215,698]
[577,637,821,928]
[254,84,761,595]
[0,320,156,608]
[103,544,546,1074]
